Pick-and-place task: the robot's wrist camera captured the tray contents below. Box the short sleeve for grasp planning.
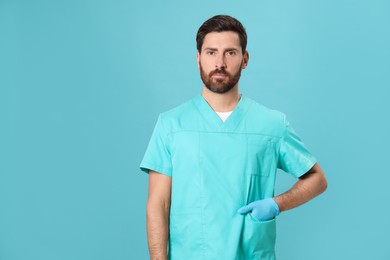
[278,118,317,178]
[140,115,172,176]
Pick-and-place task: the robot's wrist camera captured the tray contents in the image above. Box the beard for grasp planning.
[199,63,242,94]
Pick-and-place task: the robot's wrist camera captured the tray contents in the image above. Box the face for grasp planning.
[197,31,249,94]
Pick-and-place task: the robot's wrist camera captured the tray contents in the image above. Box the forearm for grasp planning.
[146,201,170,260]
[146,171,172,260]
[274,163,327,212]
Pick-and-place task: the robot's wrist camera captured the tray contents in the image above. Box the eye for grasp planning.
[226,51,237,56]
[206,51,216,56]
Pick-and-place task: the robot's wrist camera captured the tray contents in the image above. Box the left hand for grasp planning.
[237,198,280,221]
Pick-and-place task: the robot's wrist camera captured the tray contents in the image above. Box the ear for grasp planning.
[242,51,249,69]
[196,51,201,68]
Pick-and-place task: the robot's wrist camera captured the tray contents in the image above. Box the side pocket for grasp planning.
[241,216,276,258]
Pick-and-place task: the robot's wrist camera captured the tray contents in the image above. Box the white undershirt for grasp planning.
[216,111,233,122]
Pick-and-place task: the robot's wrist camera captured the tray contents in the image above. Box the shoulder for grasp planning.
[243,96,287,137]
[157,97,200,133]
[161,98,196,118]
[245,97,285,119]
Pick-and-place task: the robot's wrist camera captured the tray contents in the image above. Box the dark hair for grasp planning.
[196,15,247,54]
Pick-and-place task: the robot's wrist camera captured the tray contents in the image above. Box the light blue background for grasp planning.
[1,0,389,259]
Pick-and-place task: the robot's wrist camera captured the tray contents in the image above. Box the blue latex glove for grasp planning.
[237,198,280,221]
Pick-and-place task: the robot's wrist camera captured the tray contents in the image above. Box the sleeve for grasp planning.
[139,114,172,176]
[278,117,317,178]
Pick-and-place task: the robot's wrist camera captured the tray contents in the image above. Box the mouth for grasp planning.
[212,74,227,78]
[211,72,228,79]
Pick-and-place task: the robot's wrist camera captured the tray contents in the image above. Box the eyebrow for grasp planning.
[203,48,218,52]
[225,48,239,52]
[203,47,239,52]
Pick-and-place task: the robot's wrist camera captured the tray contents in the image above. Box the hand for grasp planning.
[237,198,280,221]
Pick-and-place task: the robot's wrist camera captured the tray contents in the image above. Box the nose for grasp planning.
[215,53,226,70]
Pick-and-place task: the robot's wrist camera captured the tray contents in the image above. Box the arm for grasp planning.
[238,163,327,220]
[274,162,328,212]
[146,170,172,260]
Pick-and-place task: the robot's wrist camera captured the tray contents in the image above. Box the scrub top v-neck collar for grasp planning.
[192,94,251,132]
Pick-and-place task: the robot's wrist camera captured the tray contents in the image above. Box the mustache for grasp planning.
[209,69,229,76]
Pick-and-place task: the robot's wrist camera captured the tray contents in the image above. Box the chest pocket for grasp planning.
[247,136,278,177]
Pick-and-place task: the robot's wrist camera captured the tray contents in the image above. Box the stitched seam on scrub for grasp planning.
[167,130,283,140]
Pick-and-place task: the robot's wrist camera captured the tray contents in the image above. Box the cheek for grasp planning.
[200,61,214,72]
[200,58,212,67]
[230,61,244,71]
[226,57,243,68]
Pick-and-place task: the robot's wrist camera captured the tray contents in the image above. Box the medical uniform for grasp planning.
[140,95,316,260]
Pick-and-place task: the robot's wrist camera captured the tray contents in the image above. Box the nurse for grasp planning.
[140,15,328,260]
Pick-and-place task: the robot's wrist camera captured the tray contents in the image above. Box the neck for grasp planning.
[201,85,241,112]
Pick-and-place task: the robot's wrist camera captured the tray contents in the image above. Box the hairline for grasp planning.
[198,30,245,54]
[196,15,247,54]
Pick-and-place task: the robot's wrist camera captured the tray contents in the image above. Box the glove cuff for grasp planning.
[271,198,280,216]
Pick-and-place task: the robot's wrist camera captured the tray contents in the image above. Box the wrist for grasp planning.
[272,197,282,213]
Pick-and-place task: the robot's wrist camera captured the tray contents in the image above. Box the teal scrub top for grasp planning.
[140,95,316,260]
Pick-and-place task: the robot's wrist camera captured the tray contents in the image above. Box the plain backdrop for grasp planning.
[1,0,389,259]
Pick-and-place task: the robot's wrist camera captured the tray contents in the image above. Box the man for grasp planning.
[140,15,327,260]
